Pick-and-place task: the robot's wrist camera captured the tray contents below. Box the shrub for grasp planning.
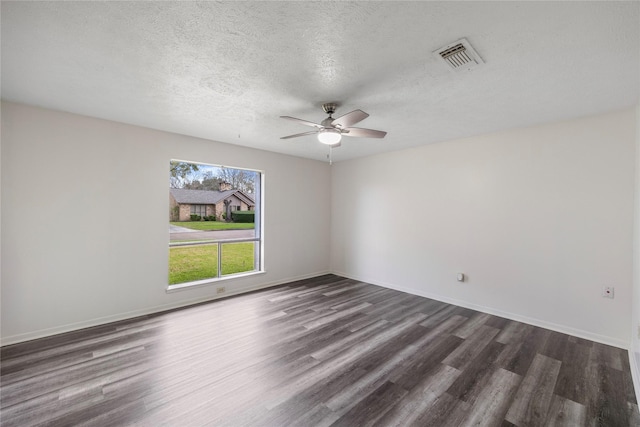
[190,214,201,221]
[231,211,255,223]
[170,205,179,222]
[207,215,217,221]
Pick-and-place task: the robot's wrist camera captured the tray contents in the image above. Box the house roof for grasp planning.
[170,188,255,206]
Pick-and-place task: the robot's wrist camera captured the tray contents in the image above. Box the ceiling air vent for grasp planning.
[434,38,484,72]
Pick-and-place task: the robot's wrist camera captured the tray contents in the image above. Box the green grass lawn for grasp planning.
[169,242,255,284]
[170,221,254,231]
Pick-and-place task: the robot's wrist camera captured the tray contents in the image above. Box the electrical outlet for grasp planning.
[602,286,614,299]
[217,286,226,294]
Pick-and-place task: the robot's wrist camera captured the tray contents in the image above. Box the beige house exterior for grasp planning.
[169,183,255,222]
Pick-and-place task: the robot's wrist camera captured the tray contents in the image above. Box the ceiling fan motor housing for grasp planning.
[321,117,335,128]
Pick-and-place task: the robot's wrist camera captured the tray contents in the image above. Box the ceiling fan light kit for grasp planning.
[317,128,342,145]
[280,103,387,152]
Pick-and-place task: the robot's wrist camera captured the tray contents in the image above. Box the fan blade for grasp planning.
[280,116,323,129]
[331,109,369,128]
[343,127,387,138]
[280,131,318,140]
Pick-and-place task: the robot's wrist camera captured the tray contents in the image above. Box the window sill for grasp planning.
[166,270,266,293]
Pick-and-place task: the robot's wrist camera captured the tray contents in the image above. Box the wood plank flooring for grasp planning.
[1,275,638,426]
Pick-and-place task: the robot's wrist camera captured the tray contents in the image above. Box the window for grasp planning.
[190,204,207,216]
[169,160,262,288]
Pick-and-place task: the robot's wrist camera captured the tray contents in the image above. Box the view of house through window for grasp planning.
[169,160,261,286]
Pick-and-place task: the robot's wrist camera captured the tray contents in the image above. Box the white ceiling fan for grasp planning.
[280,103,387,147]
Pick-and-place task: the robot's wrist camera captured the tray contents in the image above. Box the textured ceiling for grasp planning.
[2,1,639,162]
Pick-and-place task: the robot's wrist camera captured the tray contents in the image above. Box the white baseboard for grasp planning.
[0,270,330,346]
[332,270,629,350]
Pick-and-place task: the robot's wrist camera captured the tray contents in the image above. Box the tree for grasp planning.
[170,162,255,193]
[181,171,224,191]
[170,161,199,188]
[183,180,204,190]
[217,167,256,193]
[200,171,224,191]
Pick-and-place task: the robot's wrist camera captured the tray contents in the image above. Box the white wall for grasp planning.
[2,102,637,350]
[331,109,636,348]
[632,103,640,399]
[0,102,331,344]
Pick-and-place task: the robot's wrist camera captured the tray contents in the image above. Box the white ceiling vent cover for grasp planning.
[434,38,484,71]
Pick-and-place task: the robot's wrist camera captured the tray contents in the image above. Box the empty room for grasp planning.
[1,1,640,426]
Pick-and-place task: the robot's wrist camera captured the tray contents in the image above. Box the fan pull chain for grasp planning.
[329,146,333,165]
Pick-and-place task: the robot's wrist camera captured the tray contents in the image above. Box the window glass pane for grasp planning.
[169,160,262,287]
[221,242,256,276]
[169,243,218,285]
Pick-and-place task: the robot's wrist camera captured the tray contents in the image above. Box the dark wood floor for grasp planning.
[1,275,638,426]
